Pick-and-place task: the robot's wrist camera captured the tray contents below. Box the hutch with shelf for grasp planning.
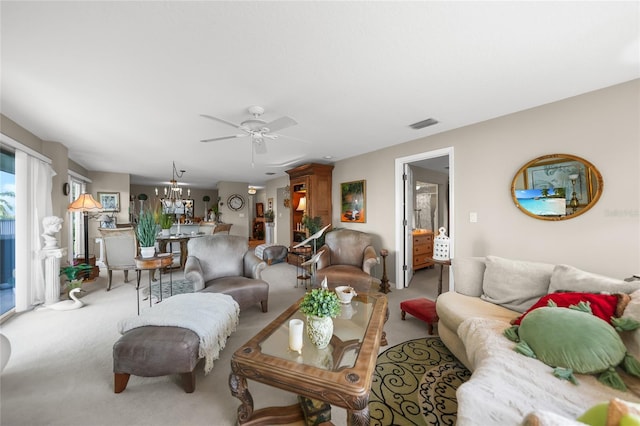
[285,163,334,249]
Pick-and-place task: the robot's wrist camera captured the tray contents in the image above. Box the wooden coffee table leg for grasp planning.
[229,373,254,424]
[348,406,370,426]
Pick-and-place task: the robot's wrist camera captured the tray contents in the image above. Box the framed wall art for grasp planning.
[340,180,366,223]
[98,192,120,212]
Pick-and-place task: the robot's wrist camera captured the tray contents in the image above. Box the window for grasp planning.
[0,149,16,318]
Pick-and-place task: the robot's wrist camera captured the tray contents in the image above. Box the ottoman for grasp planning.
[114,293,240,393]
[255,244,288,265]
[113,326,200,393]
[400,297,439,335]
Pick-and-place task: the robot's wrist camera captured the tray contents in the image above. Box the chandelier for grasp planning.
[155,161,190,214]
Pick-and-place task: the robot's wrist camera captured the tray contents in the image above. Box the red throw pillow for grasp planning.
[511,292,619,326]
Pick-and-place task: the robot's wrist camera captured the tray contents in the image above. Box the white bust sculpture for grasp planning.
[42,216,63,249]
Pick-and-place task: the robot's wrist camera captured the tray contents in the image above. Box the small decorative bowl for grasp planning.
[335,286,357,304]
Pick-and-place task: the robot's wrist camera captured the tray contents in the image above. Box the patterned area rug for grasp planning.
[369,337,472,426]
[144,278,194,300]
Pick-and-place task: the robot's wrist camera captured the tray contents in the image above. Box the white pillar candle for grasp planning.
[289,319,304,353]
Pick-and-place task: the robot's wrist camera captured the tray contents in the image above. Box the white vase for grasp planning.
[140,246,155,258]
[306,315,333,349]
[161,229,170,236]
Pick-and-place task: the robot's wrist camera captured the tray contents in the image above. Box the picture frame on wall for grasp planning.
[98,192,120,212]
[340,180,366,223]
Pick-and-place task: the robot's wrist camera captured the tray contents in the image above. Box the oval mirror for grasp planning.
[511,154,603,221]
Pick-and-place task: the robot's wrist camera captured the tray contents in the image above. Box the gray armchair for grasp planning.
[184,235,268,312]
[316,229,381,294]
[99,227,138,291]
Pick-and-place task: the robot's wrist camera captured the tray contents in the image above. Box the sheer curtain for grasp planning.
[14,150,53,311]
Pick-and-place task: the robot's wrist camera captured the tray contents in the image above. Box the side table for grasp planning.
[290,246,312,289]
[427,258,451,295]
[134,254,172,315]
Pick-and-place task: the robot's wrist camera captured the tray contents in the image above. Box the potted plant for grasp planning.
[59,263,94,295]
[264,209,275,223]
[299,288,341,349]
[302,215,327,247]
[137,210,157,258]
[159,213,173,236]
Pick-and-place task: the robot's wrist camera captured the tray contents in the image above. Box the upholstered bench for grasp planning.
[255,244,288,265]
[113,326,200,393]
[400,297,439,335]
[114,293,240,393]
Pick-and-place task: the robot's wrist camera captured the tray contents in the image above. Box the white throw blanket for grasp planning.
[118,293,239,374]
[455,317,640,425]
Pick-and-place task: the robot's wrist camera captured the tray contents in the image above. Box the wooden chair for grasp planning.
[98,227,138,291]
[213,223,232,235]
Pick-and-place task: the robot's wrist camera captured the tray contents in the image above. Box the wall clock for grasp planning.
[227,194,245,211]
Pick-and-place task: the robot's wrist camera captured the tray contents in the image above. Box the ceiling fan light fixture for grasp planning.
[409,118,439,129]
[248,186,257,195]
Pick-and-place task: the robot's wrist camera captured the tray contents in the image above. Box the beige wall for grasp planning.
[333,79,640,283]
[4,79,638,282]
[217,181,251,238]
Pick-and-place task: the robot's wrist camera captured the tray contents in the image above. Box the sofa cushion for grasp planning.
[480,256,554,313]
[452,257,486,297]
[549,265,640,295]
[512,292,620,326]
[436,291,519,341]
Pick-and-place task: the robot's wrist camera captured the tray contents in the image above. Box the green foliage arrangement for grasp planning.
[264,209,275,222]
[302,215,326,246]
[137,210,157,247]
[299,288,341,318]
[159,213,174,229]
[60,263,93,289]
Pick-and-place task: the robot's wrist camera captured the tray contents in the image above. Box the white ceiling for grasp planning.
[2,2,638,189]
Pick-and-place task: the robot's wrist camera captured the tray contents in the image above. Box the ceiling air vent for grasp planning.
[409,118,439,129]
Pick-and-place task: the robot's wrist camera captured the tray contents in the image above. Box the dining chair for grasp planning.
[212,223,232,235]
[98,227,138,291]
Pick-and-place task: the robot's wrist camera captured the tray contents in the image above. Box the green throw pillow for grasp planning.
[510,306,640,390]
[578,398,640,426]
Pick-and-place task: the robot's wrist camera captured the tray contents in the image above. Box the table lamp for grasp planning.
[68,193,103,265]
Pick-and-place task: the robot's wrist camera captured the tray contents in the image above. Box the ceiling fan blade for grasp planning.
[200,134,245,143]
[261,116,297,133]
[200,114,246,130]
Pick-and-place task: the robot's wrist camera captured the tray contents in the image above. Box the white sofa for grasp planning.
[436,256,640,425]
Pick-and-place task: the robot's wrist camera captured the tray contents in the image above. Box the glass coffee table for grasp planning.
[229,292,388,425]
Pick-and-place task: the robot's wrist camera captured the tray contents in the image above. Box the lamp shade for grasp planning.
[296,196,307,212]
[68,193,103,212]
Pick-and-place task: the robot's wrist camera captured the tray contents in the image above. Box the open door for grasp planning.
[403,163,414,287]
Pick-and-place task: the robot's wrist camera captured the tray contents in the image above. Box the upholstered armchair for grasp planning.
[98,227,138,291]
[184,235,269,312]
[315,229,381,294]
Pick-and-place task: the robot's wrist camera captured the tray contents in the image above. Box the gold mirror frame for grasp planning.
[511,153,603,221]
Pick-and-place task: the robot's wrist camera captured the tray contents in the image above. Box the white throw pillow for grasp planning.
[548,264,640,294]
[452,257,486,297]
[480,256,554,313]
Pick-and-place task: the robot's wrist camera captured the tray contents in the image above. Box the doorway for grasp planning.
[394,147,453,289]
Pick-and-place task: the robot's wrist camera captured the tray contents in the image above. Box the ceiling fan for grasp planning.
[200,106,297,155]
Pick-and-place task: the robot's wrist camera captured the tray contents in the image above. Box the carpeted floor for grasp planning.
[369,337,471,426]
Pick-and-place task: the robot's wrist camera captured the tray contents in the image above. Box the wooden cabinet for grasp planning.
[412,230,434,271]
[286,163,334,248]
